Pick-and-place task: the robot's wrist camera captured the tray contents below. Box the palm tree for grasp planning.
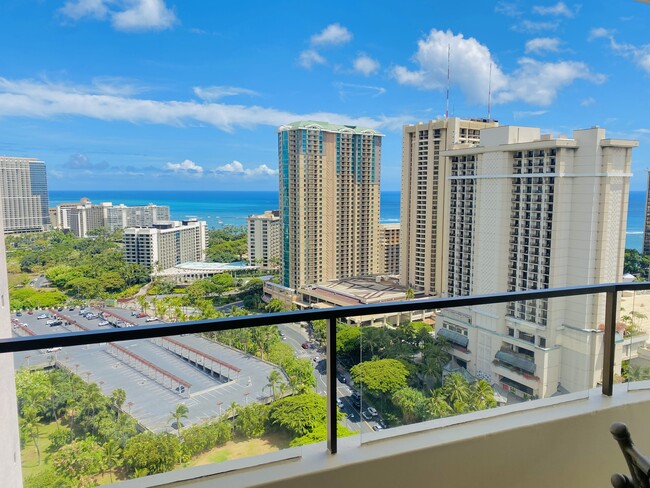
[136,295,148,314]
[170,403,189,439]
[441,372,470,405]
[265,370,283,401]
[103,439,122,483]
[469,380,497,411]
[405,287,415,324]
[227,402,239,428]
[428,390,453,419]
[20,405,42,465]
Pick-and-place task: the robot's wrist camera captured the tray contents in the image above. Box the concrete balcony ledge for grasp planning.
[130,385,650,488]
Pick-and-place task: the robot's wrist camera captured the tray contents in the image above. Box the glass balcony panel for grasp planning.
[620,291,650,391]
[12,307,303,485]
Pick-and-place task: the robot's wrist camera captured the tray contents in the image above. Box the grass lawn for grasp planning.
[189,431,292,468]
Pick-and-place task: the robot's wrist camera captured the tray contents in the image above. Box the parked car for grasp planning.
[337,373,347,383]
[136,313,147,318]
[46,320,62,327]
[378,418,388,429]
[131,311,138,316]
[46,347,62,353]
[301,342,309,349]
[27,311,33,315]
[175,385,186,394]
[145,316,158,322]
[367,407,378,417]
[15,312,22,317]
[336,398,344,408]
[37,314,48,319]
[372,424,384,431]
[362,410,373,421]
[98,320,110,326]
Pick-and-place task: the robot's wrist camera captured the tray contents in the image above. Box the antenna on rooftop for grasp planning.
[445,43,451,120]
[487,62,493,121]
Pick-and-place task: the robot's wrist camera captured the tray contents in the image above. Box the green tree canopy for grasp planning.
[350,359,410,397]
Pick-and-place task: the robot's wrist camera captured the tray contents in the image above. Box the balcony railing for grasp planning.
[0,281,647,459]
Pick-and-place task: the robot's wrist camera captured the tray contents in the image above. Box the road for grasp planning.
[276,323,384,435]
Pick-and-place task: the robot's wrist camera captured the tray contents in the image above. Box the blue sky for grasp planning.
[1,0,649,191]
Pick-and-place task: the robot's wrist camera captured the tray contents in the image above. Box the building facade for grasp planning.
[378,223,400,275]
[124,219,207,270]
[400,118,498,296]
[56,199,170,237]
[436,126,637,399]
[107,204,170,232]
[278,121,383,289]
[247,210,280,268]
[0,156,49,233]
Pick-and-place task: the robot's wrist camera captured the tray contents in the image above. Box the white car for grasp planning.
[362,410,373,421]
[98,320,110,326]
[37,314,48,319]
[145,316,158,322]
[367,407,378,417]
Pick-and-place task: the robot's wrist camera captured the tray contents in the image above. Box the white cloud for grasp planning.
[0,76,410,132]
[513,110,548,119]
[512,19,559,33]
[214,160,276,177]
[60,0,108,20]
[635,129,650,135]
[59,0,176,31]
[392,29,508,104]
[525,37,561,54]
[532,2,576,17]
[393,29,603,106]
[112,0,176,31]
[495,2,522,17]
[580,97,595,107]
[298,49,326,69]
[335,82,386,100]
[495,57,605,105]
[165,159,203,174]
[310,23,352,46]
[193,86,258,101]
[353,54,380,76]
[588,27,612,41]
[590,29,650,75]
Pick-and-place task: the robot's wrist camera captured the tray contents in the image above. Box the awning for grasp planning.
[438,327,469,348]
[495,350,536,374]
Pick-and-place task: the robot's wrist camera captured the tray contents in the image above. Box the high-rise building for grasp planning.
[436,126,637,398]
[124,219,207,270]
[378,223,400,275]
[400,118,498,296]
[643,171,650,256]
[247,210,280,268]
[0,156,49,233]
[278,121,383,289]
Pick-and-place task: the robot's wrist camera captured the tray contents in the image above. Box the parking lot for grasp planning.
[13,307,286,432]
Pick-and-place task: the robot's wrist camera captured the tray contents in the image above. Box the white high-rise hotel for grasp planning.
[402,121,637,398]
[0,156,49,234]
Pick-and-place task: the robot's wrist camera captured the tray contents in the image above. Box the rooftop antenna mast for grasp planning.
[445,43,451,120]
[487,62,492,120]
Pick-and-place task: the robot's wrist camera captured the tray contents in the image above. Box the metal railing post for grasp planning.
[326,317,337,454]
[603,289,617,396]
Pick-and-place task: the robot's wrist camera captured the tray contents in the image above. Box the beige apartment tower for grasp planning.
[378,223,400,275]
[400,118,498,296]
[247,210,280,268]
[278,121,383,289]
[436,126,637,399]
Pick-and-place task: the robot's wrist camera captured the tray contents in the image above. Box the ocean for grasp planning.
[48,190,646,251]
